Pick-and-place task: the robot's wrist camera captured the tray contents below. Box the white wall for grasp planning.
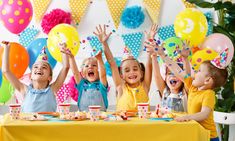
[0,0,210,107]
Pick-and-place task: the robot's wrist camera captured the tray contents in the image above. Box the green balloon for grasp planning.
[164,37,183,58]
[0,77,15,103]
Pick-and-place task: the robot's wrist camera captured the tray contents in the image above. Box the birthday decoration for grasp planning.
[69,0,90,25]
[174,8,208,47]
[205,12,213,36]
[191,48,218,71]
[106,0,127,29]
[201,33,234,67]
[211,48,229,69]
[158,25,175,41]
[88,36,103,56]
[32,0,52,22]
[27,38,57,69]
[163,37,183,61]
[181,0,195,8]
[121,6,145,29]
[121,32,143,59]
[0,42,29,78]
[47,24,80,62]
[0,0,33,34]
[41,9,72,34]
[67,76,79,102]
[105,57,122,76]
[19,26,39,47]
[0,77,14,103]
[143,0,161,24]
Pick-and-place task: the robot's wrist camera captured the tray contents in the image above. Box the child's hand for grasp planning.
[59,43,73,57]
[144,24,159,40]
[94,50,102,60]
[144,41,165,56]
[180,40,191,58]
[174,115,191,122]
[93,24,112,43]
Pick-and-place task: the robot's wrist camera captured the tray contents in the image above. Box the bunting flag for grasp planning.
[158,25,175,41]
[69,0,90,25]
[19,26,39,47]
[205,12,213,36]
[121,32,143,59]
[88,36,103,56]
[143,0,161,24]
[181,0,195,8]
[32,0,52,22]
[106,0,128,29]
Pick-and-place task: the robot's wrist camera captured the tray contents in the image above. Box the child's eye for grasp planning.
[92,64,97,67]
[125,69,130,72]
[133,68,138,71]
[85,65,89,68]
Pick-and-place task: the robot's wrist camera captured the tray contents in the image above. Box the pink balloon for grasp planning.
[0,0,33,34]
[201,33,234,66]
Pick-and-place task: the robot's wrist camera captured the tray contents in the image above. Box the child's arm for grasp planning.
[174,106,211,122]
[143,24,158,92]
[144,42,187,81]
[180,40,191,76]
[93,25,122,88]
[1,41,26,94]
[51,43,70,93]
[94,51,108,86]
[69,55,81,84]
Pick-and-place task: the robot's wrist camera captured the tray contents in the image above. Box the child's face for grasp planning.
[165,69,183,92]
[31,61,52,82]
[121,60,143,85]
[81,58,99,82]
[192,63,210,87]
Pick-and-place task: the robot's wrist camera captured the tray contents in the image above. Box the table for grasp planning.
[0,114,210,141]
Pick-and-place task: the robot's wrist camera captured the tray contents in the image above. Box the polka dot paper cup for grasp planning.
[88,105,101,121]
[137,103,149,119]
[58,103,70,119]
[9,104,21,120]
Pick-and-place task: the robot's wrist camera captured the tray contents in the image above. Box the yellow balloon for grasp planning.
[191,48,218,71]
[174,8,208,47]
[47,24,80,62]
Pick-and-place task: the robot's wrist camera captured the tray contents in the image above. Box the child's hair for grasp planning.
[80,57,97,69]
[202,60,228,88]
[118,58,145,82]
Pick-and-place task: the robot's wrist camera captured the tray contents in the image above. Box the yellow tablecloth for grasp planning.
[0,114,210,141]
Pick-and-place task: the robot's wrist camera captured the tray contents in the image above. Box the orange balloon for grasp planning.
[0,43,29,78]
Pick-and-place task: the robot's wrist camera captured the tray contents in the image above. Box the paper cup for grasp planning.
[9,104,21,120]
[58,103,70,119]
[137,103,149,119]
[89,105,101,121]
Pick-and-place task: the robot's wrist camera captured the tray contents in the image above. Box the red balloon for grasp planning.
[0,42,29,78]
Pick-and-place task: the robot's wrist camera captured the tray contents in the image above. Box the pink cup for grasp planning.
[137,103,149,119]
[58,103,70,119]
[89,105,101,121]
[9,104,21,120]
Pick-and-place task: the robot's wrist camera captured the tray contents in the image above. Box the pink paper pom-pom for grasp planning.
[67,76,79,102]
[41,9,72,34]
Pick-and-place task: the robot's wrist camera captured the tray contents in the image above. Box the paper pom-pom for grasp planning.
[121,6,145,29]
[41,9,72,34]
[67,76,79,102]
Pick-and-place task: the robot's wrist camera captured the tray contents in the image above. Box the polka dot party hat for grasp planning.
[211,48,229,69]
[36,46,49,63]
[122,46,135,61]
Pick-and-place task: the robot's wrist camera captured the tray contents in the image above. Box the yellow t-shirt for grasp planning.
[116,83,149,111]
[184,77,217,138]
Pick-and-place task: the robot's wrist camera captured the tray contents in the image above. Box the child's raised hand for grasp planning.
[94,50,102,60]
[144,40,165,56]
[58,43,73,57]
[93,24,112,43]
[180,40,191,58]
[144,24,159,40]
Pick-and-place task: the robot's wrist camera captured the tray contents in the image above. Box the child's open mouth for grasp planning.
[88,71,95,77]
[128,75,137,80]
[169,79,178,86]
[35,71,43,76]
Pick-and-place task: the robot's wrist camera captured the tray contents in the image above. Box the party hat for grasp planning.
[36,47,49,62]
[210,48,228,69]
[122,46,135,61]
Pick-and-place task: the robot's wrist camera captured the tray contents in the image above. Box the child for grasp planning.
[69,50,108,112]
[145,41,228,141]
[151,41,191,112]
[2,41,70,112]
[93,24,153,111]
